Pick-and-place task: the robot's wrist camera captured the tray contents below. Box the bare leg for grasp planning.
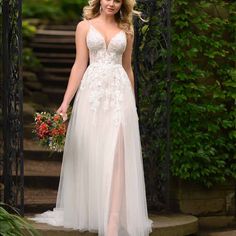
[106,126,125,236]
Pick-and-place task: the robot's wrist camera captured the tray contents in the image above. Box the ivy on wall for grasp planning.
[139,0,236,187]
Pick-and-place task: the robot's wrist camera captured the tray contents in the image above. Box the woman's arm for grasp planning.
[57,21,89,114]
[122,33,135,94]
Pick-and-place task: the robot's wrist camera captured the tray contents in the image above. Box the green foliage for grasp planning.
[22,0,87,23]
[139,0,236,187]
[60,0,88,22]
[22,20,36,41]
[23,48,42,72]
[23,0,61,21]
[22,20,42,71]
[0,203,40,236]
[170,0,236,187]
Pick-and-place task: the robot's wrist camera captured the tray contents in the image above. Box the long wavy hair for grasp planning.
[82,0,143,35]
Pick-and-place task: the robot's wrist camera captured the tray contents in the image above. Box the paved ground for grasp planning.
[199,228,236,236]
[26,213,198,236]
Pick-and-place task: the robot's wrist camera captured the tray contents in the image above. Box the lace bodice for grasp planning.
[86,22,127,65]
[78,21,133,126]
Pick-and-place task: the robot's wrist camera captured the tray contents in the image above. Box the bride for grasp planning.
[29,0,153,235]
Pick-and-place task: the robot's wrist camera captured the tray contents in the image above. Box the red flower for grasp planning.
[53,114,61,122]
[38,122,49,138]
[51,128,59,136]
[36,114,42,122]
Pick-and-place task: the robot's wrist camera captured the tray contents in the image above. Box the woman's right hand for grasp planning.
[56,101,69,121]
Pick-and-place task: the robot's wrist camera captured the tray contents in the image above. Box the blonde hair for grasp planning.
[82,0,143,35]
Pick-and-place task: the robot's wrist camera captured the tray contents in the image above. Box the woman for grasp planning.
[29,0,153,235]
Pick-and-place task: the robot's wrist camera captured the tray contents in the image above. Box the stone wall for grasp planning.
[170,178,236,229]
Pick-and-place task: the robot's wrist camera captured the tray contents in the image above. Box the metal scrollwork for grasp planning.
[1,0,24,215]
[133,0,171,212]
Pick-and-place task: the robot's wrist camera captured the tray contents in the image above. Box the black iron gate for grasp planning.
[133,0,171,212]
[0,0,24,215]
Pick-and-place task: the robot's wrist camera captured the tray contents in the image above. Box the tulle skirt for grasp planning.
[28,64,153,236]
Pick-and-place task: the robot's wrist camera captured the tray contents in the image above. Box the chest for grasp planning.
[86,26,127,54]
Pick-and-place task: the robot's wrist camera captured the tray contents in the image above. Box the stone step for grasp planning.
[41,25,76,31]
[24,157,61,188]
[42,75,68,83]
[24,188,57,213]
[42,87,65,104]
[200,228,236,236]
[40,58,74,65]
[32,44,75,54]
[40,76,68,87]
[31,42,75,50]
[42,68,71,80]
[25,176,59,190]
[40,58,74,71]
[25,203,55,215]
[25,214,198,236]
[24,149,63,162]
[24,91,51,106]
[24,123,46,140]
[33,37,75,44]
[23,102,36,123]
[23,112,34,124]
[35,52,75,59]
[24,187,56,200]
[24,138,63,161]
[23,137,62,214]
[30,28,75,104]
[24,124,36,140]
[33,49,74,55]
[37,29,75,37]
[44,67,71,74]
[24,159,61,177]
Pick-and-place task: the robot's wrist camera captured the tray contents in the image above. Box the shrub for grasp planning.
[0,203,40,236]
[22,0,87,23]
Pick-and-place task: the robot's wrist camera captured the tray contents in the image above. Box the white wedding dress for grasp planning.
[29,20,153,236]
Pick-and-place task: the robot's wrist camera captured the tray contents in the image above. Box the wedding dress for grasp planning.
[28,20,153,236]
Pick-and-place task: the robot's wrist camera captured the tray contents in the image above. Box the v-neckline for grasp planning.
[89,23,124,51]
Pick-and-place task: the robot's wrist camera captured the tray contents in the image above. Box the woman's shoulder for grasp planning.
[76,19,90,33]
[77,19,89,28]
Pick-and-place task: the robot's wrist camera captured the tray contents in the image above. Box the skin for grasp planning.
[57,0,135,116]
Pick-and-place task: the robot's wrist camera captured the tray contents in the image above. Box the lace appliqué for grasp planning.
[80,65,130,126]
[78,22,131,126]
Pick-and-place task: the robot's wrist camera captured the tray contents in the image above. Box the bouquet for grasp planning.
[32,107,72,152]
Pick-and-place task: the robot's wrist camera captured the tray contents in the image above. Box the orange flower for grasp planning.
[53,114,61,122]
[51,128,59,136]
[58,124,66,135]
